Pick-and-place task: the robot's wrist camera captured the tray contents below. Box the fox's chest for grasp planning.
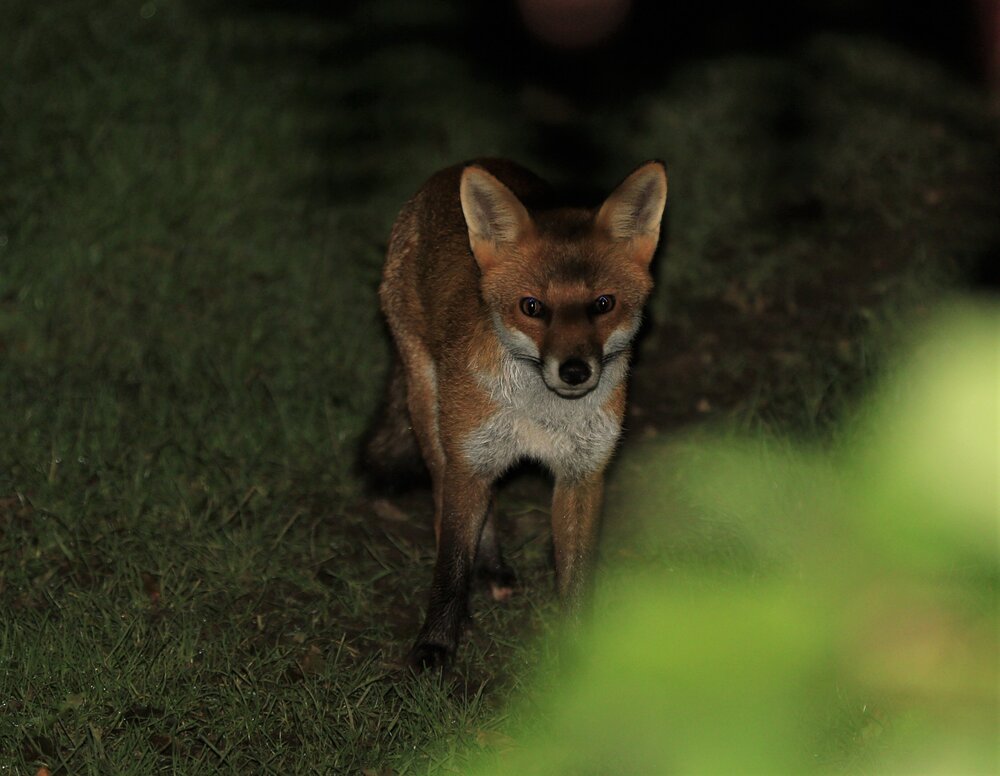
[462,374,622,479]
[464,407,620,479]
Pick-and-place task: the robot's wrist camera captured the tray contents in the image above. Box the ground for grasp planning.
[1,0,997,772]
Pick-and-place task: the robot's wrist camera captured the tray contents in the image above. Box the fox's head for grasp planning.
[460,161,667,399]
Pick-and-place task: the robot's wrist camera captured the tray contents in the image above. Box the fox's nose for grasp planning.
[558,358,592,386]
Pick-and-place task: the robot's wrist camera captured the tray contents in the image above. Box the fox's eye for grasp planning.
[591,295,615,315]
[519,297,545,318]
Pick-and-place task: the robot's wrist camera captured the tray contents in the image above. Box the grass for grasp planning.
[1,0,998,772]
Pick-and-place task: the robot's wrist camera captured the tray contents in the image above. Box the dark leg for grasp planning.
[474,501,516,602]
[409,468,492,670]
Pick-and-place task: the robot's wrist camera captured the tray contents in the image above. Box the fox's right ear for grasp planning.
[460,166,533,273]
[596,161,668,268]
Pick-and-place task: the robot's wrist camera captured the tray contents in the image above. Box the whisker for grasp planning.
[601,350,626,365]
[513,354,543,368]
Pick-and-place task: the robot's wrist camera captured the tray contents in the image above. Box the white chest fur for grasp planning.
[463,352,626,480]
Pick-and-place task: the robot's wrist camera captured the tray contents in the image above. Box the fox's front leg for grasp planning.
[550,471,605,614]
[409,465,492,670]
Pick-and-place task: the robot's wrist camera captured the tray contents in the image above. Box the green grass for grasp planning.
[1,0,998,772]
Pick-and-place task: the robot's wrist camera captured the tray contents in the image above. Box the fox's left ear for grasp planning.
[596,161,668,268]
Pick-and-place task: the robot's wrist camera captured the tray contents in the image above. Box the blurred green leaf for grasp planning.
[462,301,999,775]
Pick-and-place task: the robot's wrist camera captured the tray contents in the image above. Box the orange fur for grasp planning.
[378,159,667,669]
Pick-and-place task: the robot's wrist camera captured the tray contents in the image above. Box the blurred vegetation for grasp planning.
[463,302,998,774]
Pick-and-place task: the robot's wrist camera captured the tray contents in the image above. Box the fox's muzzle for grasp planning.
[543,355,601,398]
[559,358,591,386]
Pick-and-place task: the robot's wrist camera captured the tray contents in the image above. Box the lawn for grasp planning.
[1,0,997,772]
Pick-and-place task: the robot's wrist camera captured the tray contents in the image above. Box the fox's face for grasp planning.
[482,241,653,398]
[461,162,666,399]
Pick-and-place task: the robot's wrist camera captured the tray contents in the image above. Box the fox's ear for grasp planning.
[460,165,533,272]
[596,161,668,267]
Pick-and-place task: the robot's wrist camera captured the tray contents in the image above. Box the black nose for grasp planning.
[558,358,592,386]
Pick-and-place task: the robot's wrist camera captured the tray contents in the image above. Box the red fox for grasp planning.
[367,159,667,669]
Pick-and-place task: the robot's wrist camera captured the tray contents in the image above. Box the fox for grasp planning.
[366,158,668,669]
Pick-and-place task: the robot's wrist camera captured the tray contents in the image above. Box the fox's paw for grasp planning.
[478,564,517,603]
[486,566,517,601]
[407,641,453,672]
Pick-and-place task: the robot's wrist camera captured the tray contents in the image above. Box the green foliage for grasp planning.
[465,303,999,774]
